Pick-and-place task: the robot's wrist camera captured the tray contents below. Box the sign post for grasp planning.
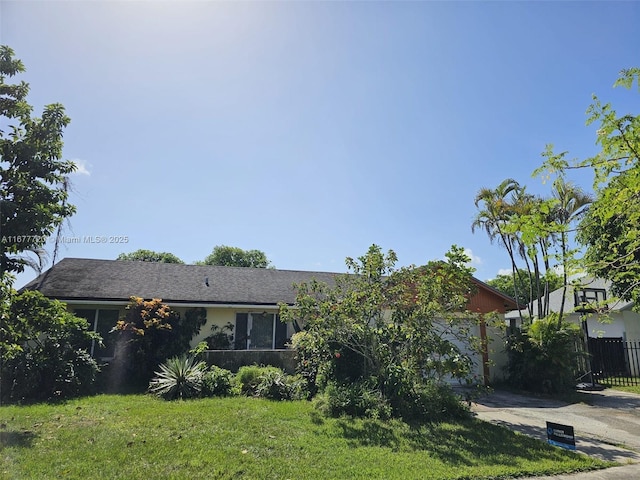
[546,422,576,450]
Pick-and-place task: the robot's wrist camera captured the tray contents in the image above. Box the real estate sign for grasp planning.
[546,421,576,450]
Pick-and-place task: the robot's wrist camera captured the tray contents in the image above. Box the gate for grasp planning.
[588,338,640,386]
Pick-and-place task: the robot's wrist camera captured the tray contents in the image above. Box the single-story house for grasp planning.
[22,258,518,382]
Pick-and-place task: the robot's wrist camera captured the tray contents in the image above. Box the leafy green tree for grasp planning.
[281,245,480,420]
[200,245,272,268]
[473,175,590,324]
[472,180,556,319]
[117,249,184,263]
[0,288,100,403]
[538,68,640,310]
[0,45,76,275]
[549,177,593,319]
[488,269,563,307]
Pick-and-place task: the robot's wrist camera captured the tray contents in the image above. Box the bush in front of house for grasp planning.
[201,365,235,397]
[110,299,207,390]
[254,369,305,401]
[148,355,207,400]
[505,315,583,393]
[314,379,393,420]
[1,290,101,403]
[235,365,282,396]
[280,245,480,422]
[234,365,305,400]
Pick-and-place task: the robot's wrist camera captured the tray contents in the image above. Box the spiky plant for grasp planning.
[148,355,207,400]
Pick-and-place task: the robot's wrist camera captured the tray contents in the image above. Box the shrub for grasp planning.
[204,322,234,349]
[110,298,206,390]
[148,355,207,400]
[235,365,282,396]
[281,245,482,421]
[1,290,101,403]
[506,316,583,393]
[314,380,393,420]
[201,365,235,397]
[255,370,305,401]
[393,382,470,422]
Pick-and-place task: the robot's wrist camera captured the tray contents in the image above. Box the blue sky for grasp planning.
[3,1,640,287]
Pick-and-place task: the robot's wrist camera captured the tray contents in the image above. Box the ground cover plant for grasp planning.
[0,395,610,479]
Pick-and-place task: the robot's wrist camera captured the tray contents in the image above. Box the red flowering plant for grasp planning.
[110,297,184,388]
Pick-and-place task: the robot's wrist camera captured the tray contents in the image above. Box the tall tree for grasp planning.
[473,179,573,320]
[0,45,76,276]
[117,249,184,264]
[281,245,479,419]
[549,177,592,320]
[200,245,272,268]
[487,269,563,307]
[538,68,640,310]
[472,179,528,317]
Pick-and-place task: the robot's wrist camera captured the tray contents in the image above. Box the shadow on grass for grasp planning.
[333,417,591,467]
[0,430,36,449]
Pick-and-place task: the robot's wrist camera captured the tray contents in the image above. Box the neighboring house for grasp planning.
[506,277,640,340]
[506,277,640,379]
[22,258,517,382]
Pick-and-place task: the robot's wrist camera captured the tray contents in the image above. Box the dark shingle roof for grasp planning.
[22,258,340,306]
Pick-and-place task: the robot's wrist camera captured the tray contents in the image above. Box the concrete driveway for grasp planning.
[472,388,640,478]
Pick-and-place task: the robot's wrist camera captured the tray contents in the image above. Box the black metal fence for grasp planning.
[587,338,640,386]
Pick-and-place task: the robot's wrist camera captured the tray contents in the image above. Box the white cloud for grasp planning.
[70,158,91,176]
[463,248,482,266]
[497,268,512,276]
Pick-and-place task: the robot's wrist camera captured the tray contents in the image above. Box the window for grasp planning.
[74,309,119,359]
[234,312,288,350]
[574,288,607,312]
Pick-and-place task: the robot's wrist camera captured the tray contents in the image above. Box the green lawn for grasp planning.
[605,382,640,395]
[1,395,610,479]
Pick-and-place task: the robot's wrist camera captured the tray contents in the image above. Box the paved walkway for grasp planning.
[472,388,640,479]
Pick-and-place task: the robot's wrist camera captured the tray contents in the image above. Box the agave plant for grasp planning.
[148,355,207,400]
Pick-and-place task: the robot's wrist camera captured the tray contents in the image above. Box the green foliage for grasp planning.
[487,269,563,307]
[204,322,234,349]
[200,245,272,268]
[315,380,393,420]
[201,365,235,397]
[506,316,583,393]
[235,365,282,396]
[473,177,591,322]
[148,355,207,400]
[254,369,305,401]
[109,298,205,389]
[0,289,100,403]
[537,68,640,311]
[0,45,76,274]
[281,244,480,420]
[116,249,184,263]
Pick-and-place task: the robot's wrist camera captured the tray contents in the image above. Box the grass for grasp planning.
[0,395,611,480]
[603,382,640,395]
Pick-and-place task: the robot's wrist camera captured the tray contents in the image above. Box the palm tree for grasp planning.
[551,178,593,322]
[472,178,525,319]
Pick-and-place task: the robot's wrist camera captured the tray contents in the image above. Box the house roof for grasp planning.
[22,258,340,306]
[505,277,635,319]
[22,258,518,313]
